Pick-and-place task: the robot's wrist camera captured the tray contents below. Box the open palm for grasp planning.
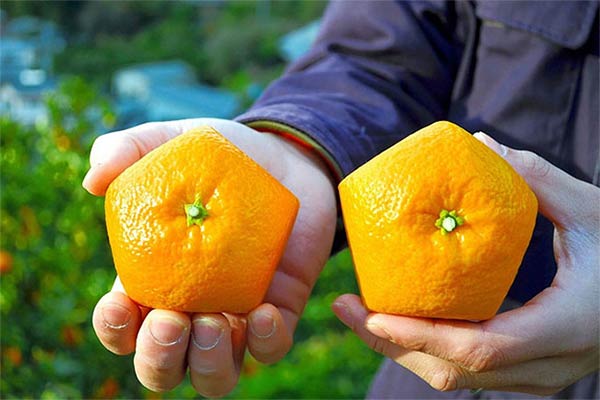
[85,118,337,397]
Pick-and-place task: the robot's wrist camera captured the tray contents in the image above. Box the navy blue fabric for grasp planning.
[236,0,599,303]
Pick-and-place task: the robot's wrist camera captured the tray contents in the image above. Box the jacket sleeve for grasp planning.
[236,0,464,176]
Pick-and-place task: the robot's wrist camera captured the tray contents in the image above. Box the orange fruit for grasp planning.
[3,346,22,366]
[60,325,84,347]
[0,250,13,274]
[339,121,538,320]
[96,377,120,399]
[105,126,299,313]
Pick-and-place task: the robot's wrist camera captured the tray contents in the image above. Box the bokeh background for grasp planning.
[0,1,383,398]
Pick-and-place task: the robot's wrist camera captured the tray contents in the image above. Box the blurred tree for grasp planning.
[75,1,188,40]
[0,76,381,398]
[0,77,124,398]
[1,2,383,397]
[53,1,326,90]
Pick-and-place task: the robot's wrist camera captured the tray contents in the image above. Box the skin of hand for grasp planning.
[332,131,600,396]
[84,118,338,397]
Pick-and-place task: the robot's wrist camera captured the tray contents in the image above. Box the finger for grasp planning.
[92,289,142,355]
[362,290,583,373]
[332,295,596,395]
[133,309,191,392]
[260,195,337,338]
[333,294,488,369]
[332,294,406,357]
[364,311,504,373]
[335,294,530,373]
[111,276,152,320]
[223,312,247,373]
[188,314,239,398]
[354,282,596,373]
[458,352,598,395]
[261,269,310,337]
[417,353,596,394]
[83,122,181,196]
[331,294,463,391]
[247,303,293,364]
[473,131,600,229]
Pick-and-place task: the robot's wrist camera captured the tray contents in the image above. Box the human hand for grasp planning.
[85,118,337,397]
[332,132,599,395]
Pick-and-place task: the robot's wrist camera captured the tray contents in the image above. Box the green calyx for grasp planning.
[185,199,209,227]
[435,209,464,235]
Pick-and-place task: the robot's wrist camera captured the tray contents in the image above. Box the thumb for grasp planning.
[473,131,599,230]
[82,122,178,196]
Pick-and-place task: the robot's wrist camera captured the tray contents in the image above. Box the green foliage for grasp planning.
[54,5,205,88]
[0,77,130,399]
[1,78,381,398]
[53,1,326,89]
[2,2,382,397]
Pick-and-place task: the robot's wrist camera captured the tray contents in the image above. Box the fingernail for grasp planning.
[250,311,276,339]
[101,303,131,329]
[473,131,507,157]
[332,301,353,326]
[148,316,187,346]
[192,317,224,350]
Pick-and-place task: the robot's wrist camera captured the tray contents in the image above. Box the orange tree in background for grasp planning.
[1,77,381,398]
[0,77,131,397]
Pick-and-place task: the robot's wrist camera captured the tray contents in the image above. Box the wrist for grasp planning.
[265,130,337,194]
[242,120,343,185]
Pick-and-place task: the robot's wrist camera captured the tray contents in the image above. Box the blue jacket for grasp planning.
[237,0,599,303]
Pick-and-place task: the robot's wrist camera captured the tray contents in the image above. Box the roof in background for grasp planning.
[114,60,196,84]
[146,83,240,120]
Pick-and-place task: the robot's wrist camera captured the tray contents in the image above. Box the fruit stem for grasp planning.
[435,209,464,235]
[185,199,209,227]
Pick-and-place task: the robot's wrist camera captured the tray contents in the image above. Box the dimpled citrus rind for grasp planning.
[105,126,299,313]
[339,121,538,320]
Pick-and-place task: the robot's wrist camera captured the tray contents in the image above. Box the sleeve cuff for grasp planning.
[241,119,344,184]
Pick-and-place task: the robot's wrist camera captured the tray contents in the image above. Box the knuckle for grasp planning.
[403,336,429,353]
[454,342,502,372]
[428,366,464,392]
[387,323,429,352]
[367,335,390,355]
[136,350,180,371]
[135,364,184,393]
[521,150,551,179]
